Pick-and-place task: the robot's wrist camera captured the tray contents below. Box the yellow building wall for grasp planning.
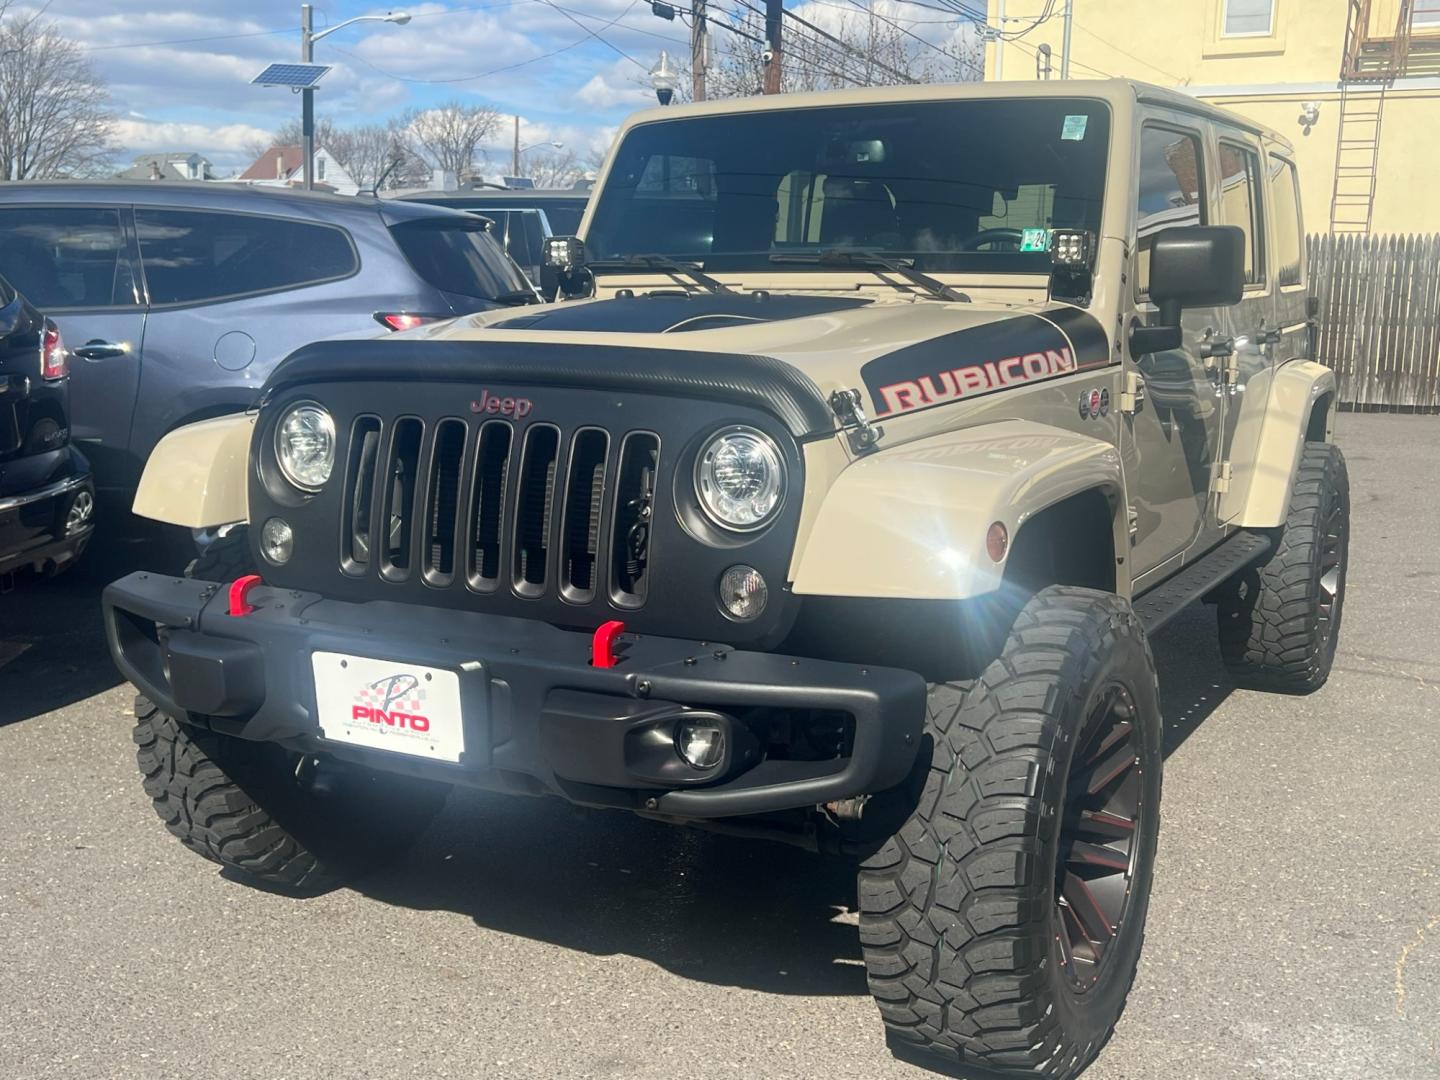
[984,0,1440,234]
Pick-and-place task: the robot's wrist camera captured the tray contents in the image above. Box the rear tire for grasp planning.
[858,586,1163,1079]
[133,695,448,893]
[1217,442,1349,694]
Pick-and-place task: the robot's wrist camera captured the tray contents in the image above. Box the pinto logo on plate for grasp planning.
[352,673,430,732]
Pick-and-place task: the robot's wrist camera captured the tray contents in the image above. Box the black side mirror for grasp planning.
[1131,225,1246,358]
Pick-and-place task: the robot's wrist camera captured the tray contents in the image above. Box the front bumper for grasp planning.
[102,573,926,819]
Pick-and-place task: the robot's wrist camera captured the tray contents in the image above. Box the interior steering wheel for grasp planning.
[958,228,1027,252]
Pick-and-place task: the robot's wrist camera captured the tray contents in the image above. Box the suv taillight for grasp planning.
[42,323,67,380]
[375,313,443,332]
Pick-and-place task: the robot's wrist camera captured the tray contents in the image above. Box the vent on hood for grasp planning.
[488,292,871,335]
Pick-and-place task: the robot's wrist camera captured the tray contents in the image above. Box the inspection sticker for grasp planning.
[1061,114,1089,141]
[1020,228,1051,253]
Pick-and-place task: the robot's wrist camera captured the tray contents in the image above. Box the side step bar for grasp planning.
[1133,530,1274,635]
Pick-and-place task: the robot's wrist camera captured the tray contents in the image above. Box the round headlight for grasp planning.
[694,427,785,531]
[274,402,335,491]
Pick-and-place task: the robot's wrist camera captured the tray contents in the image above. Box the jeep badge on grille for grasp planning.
[470,390,534,419]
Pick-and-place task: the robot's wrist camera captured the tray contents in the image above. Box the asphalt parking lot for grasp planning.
[1,413,1436,1080]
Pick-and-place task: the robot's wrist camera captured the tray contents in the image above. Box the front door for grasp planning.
[0,205,146,491]
[1123,120,1227,586]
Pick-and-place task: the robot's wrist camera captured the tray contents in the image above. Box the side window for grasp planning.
[0,207,139,310]
[1268,155,1303,287]
[135,209,357,306]
[1218,141,1265,286]
[1136,125,1205,295]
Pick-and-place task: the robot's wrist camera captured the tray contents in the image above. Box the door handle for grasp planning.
[73,340,130,361]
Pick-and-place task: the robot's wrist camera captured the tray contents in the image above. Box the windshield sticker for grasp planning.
[860,310,1111,418]
[1021,228,1051,253]
[1062,114,1089,141]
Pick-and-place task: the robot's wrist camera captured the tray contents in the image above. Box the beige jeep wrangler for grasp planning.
[105,80,1346,1077]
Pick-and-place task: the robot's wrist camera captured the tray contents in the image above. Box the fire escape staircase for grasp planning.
[1328,0,1436,235]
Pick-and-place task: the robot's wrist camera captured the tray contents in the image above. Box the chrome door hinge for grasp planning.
[1211,460,1233,494]
[830,388,883,454]
[1119,370,1145,414]
[1127,504,1139,543]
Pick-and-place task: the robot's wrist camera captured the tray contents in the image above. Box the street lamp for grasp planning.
[650,50,678,106]
[299,5,411,190]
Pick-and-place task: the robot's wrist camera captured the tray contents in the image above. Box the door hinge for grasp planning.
[1211,460,1233,494]
[830,388,883,454]
[1119,370,1145,414]
[1127,504,1139,543]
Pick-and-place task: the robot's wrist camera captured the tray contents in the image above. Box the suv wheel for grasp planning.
[857,586,1163,1079]
[134,696,448,893]
[1217,442,1349,694]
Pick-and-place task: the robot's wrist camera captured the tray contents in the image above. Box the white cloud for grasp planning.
[576,58,655,110]
[111,120,277,169]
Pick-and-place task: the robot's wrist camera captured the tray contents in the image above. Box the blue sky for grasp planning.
[14,0,980,175]
[19,0,714,172]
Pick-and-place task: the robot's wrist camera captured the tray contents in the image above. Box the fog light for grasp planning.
[675,716,727,770]
[719,564,767,620]
[260,517,293,565]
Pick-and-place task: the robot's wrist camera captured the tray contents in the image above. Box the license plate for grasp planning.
[311,651,465,763]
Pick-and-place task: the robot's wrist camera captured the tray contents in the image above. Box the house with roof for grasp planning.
[116,152,216,182]
[237,144,359,196]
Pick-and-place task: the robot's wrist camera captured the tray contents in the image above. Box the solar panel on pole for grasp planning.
[251,63,331,89]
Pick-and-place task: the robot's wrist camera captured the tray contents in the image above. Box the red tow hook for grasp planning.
[592,620,626,668]
[228,574,264,617]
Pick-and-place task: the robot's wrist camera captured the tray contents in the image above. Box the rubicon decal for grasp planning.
[861,310,1110,418]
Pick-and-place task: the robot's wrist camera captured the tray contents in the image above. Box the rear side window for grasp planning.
[1136,126,1205,294]
[389,220,531,301]
[1268,155,1303,287]
[135,209,357,306]
[1218,141,1265,285]
[0,207,139,310]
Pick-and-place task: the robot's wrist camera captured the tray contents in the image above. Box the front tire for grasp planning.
[858,586,1163,1078]
[134,696,448,893]
[1217,442,1349,694]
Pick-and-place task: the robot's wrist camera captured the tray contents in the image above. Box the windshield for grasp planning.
[586,98,1110,275]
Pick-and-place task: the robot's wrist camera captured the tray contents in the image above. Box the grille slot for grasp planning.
[423,419,467,584]
[611,432,660,607]
[341,416,381,572]
[513,425,560,596]
[468,420,513,589]
[380,418,423,578]
[559,429,609,603]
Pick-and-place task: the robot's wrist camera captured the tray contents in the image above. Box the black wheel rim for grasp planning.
[1053,684,1146,993]
[1317,492,1346,646]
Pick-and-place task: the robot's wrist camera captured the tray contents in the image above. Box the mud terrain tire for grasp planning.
[858,586,1163,1079]
[1218,442,1349,694]
[134,696,448,893]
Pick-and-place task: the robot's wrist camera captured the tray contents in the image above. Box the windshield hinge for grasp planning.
[829,388,883,454]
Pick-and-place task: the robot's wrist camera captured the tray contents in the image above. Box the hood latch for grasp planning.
[829,388,883,455]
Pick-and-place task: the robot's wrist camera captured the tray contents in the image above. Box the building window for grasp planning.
[316,156,326,182]
[1222,0,1275,37]
[1415,0,1440,27]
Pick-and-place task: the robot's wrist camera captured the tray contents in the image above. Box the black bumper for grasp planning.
[0,466,94,576]
[102,573,926,819]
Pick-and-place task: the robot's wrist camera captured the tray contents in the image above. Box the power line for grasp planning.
[839,0,984,80]
[782,6,919,83]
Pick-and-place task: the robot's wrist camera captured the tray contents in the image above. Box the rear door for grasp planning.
[0,205,146,488]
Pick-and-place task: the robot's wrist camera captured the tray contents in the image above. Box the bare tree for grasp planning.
[0,8,115,180]
[709,3,981,98]
[329,122,415,192]
[399,101,500,182]
[520,147,587,189]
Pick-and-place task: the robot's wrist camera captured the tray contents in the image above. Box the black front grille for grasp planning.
[341,415,654,607]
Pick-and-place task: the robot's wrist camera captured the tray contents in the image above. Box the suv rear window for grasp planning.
[389,220,531,301]
[136,209,357,306]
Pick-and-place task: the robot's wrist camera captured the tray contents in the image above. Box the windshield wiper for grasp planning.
[769,249,970,303]
[586,253,733,294]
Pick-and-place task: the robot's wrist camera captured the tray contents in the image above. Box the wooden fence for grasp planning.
[1307,233,1440,411]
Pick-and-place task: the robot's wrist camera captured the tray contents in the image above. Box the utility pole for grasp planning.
[300,3,315,190]
[1060,0,1074,79]
[512,115,521,178]
[691,0,708,101]
[763,0,782,94]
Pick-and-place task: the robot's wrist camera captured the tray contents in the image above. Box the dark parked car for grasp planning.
[0,273,95,579]
[0,182,535,496]
[397,188,590,294]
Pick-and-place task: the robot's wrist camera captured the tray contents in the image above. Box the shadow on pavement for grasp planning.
[355,601,1238,1009]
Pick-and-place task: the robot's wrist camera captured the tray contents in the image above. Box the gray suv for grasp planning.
[0,182,535,495]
